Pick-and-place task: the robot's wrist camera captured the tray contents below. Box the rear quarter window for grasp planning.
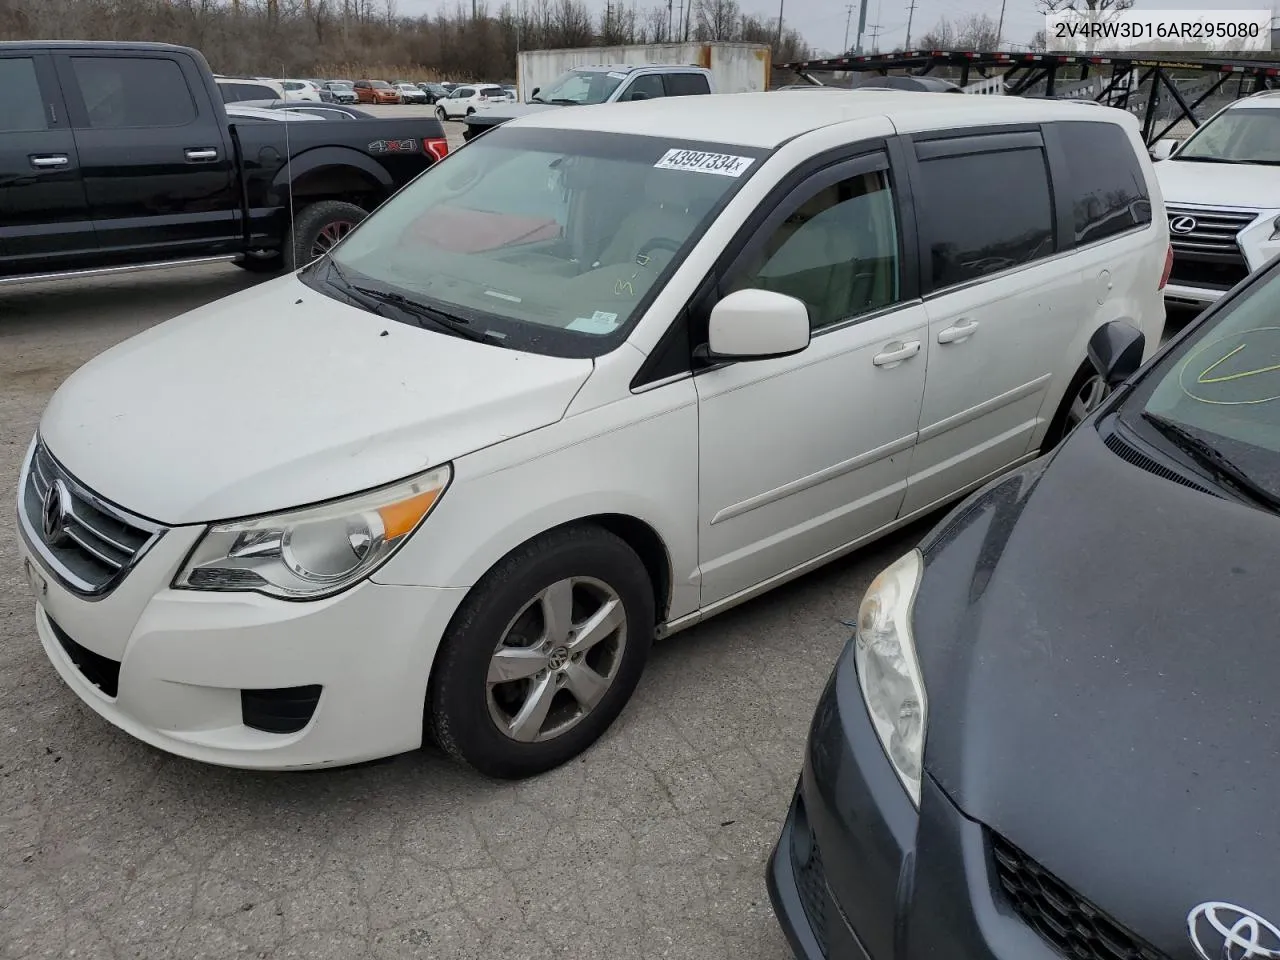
[664,73,711,96]
[913,145,1055,289]
[1055,119,1153,246]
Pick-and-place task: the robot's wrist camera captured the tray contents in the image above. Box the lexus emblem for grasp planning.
[41,479,71,547]
[1170,215,1198,235]
[1189,902,1280,960]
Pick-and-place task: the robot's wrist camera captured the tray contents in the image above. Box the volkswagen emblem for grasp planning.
[1170,215,1198,235]
[1189,902,1280,960]
[41,479,71,547]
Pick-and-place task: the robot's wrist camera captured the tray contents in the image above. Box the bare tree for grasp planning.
[1036,0,1134,12]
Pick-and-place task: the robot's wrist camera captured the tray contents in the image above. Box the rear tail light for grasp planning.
[425,136,449,161]
[1158,243,1173,290]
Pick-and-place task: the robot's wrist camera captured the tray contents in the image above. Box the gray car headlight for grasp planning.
[853,549,927,806]
[174,465,451,600]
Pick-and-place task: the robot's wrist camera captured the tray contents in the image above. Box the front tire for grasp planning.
[436,106,447,121]
[427,526,655,779]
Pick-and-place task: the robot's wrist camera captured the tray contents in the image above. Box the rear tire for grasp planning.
[1041,363,1109,453]
[287,200,367,270]
[427,525,655,780]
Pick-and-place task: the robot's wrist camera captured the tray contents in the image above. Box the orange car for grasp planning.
[353,79,402,104]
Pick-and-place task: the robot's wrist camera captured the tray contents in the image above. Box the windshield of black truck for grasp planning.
[1122,265,1280,502]
[311,126,767,357]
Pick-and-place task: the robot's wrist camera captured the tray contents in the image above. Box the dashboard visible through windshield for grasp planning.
[309,127,769,357]
[1175,106,1280,165]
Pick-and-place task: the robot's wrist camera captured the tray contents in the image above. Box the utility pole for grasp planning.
[774,0,784,51]
[867,22,882,52]
[667,0,673,40]
[843,3,854,53]
[904,0,917,48]
[995,0,1008,48]
[853,0,868,53]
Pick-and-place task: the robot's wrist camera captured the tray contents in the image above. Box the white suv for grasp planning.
[279,79,322,103]
[435,84,507,119]
[1152,92,1280,311]
[18,92,1168,779]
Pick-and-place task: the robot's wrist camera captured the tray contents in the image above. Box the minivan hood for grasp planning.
[40,274,592,525]
[914,423,1280,956]
[1155,157,1280,210]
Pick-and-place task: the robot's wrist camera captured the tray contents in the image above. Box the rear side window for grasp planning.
[914,146,1054,289]
[1057,120,1152,246]
[71,57,196,128]
[0,58,48,132]
[221,82,276,103]
[665,73,711,96]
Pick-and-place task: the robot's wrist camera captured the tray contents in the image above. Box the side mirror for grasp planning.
[628,91,650,101]
[1149,138,1180,161]
[1087,320,1145,387]
[531,86,540,98]
[704,289,811,361]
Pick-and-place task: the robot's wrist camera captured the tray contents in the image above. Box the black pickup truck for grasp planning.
[0,41,448,282]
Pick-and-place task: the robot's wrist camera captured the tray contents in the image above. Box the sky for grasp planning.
[394,0,1277,56]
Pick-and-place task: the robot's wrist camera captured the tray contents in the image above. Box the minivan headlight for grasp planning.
[853,549,927,806]
[174,465,451,600]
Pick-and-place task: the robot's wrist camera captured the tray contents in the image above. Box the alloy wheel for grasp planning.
[486,577,627,743]
[311,220,354,258]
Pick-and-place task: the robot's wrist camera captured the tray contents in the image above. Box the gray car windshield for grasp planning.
[1128,266,1280,499]
[534,69,625,104]
[322,127,765,356]
[1176,107,1280,165]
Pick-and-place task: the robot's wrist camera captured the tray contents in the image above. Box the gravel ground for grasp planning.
[0,263,928,959]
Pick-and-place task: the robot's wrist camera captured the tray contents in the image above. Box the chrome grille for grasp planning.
[20,440,164,596]
[1165,204,1257,259]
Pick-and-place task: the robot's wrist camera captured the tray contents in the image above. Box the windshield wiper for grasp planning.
[549,98,581,105]
[1141,411,1280,511]
[530,94,548,103]
[349,284,496,344]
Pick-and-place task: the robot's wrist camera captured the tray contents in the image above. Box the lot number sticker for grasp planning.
[654,149,754,177]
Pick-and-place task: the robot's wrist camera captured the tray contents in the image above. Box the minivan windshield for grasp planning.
[312,127,765,357]
[532,69,625,104]
[1175,106,1280,165]
[1122,264,1280,503]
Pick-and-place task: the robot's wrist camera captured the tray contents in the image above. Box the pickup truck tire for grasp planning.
[288,200,368,270]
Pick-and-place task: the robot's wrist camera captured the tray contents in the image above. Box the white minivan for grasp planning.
[17,92,1170,779]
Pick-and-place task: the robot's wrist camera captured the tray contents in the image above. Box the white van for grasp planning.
[18,92,1170,778]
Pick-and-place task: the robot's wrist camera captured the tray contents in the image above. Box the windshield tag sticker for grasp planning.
[654,148,754,177]
[608,71,629,80]
[484,290,523,303]
[568,312,622,334]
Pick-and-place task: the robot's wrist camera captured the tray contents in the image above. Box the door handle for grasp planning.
[184,148,219,162]
[938,318,980,344]
[872,340,922,368]
[29,155,69,168]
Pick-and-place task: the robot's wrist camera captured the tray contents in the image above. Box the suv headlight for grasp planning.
[853,549,927,806]
[174,465,451,600]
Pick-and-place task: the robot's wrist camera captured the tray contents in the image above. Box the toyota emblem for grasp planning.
[1170,215,1198,235]
[41,479,71,546]
[1189,902,1280,960]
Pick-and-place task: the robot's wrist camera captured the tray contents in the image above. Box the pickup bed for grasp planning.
[0,41,448,283]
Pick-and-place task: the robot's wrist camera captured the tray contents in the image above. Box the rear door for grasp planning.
[54,50,239,264]
[0,52,97,275]
[897,128,1079,516]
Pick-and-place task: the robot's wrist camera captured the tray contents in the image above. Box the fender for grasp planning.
[269,146,393,204]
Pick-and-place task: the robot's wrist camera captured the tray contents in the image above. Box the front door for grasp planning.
[53,51,239,265]
[899,130,1079,516]
[0,52,96,276]
[695,151,929,606]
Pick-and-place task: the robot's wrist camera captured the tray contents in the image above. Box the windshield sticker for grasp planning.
[608,71,629,80]
[568,311,621,334]
[484,290,523,303]
[368,138,419,154]
[1179,327,1280,405]
[654,148,754,177]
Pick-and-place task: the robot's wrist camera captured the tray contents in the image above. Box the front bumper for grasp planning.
[767,643,1060,960]
[18,521,466,770]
